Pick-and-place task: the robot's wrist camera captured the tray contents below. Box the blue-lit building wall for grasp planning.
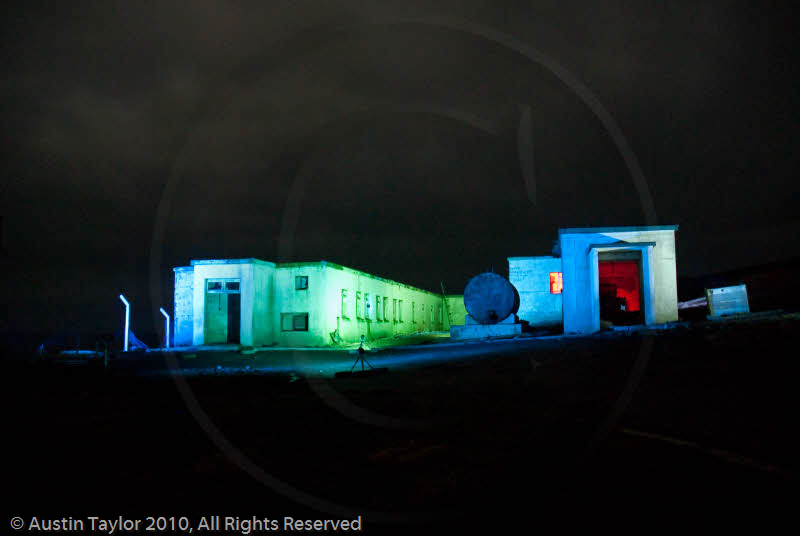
[559,226,678,334]
[508,226,679,334]
[508,256,563,327]
[173,267,194,347]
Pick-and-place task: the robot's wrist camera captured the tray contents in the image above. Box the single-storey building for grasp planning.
[173,259,465,347]
[509,225,679,334]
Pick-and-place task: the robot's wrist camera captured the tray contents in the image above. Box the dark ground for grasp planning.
[3,315,799,534]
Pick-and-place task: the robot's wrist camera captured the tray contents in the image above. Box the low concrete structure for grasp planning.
[450,312,522,340]
[174,259,455,347]
[509,225,679,334]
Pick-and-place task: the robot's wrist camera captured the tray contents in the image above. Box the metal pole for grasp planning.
[159,307,170,349]
[119,294,130,352]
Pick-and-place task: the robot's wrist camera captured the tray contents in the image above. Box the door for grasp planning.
[598,259,643,326]
[227,293,240,343]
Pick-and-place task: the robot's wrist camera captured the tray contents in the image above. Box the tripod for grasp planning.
[350,346,375,372]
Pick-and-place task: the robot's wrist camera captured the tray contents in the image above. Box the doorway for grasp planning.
[226,293,240,343]
[203,279,242,344]
[598,256,643,326]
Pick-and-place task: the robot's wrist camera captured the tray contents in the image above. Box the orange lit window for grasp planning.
[550,272,563,294]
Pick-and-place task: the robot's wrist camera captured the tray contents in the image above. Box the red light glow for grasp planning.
[550,272,563,294]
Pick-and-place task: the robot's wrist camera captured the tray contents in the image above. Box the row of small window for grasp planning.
[209,276,308,292]
[340,290,441,324]
[209,276,309,292]
[207,280,240,293]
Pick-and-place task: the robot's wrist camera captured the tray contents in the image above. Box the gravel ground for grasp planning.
[3,314,798,534]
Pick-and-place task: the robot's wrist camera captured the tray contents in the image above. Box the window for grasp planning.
[422,303,425,326]
[207,279,240,293]
[293,314,308,331]
[550,272,563,294]
[281,313,309,332]
[392,299,397,323]
[356,291,362,319]
[383,296,389,322]
[295,275,308,290]
[365,293,371,320]
[341,289,349,319]
[412,302,416,322]
[399,300,404,322]
[376,296,382,321]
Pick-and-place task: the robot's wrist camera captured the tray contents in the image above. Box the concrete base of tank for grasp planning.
[449,314,522,340]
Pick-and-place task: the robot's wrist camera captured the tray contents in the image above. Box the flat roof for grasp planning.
[190,258,276,267]
[589,241,656,250]
[559,225,678,234]
[179,258,446,298]
[278,260,443,298]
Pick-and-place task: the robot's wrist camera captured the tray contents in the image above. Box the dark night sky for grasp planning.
[1,1,798,336]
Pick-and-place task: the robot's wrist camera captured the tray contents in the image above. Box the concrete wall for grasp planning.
[173,267,194,346]
[252,262,276,346]
[308,262,446,345]
[450,312,522,339]
[273,263,328,346]
[508,256,563,327]
[559,226,678,334]
[191,260,256,346]
[445,295,468,328]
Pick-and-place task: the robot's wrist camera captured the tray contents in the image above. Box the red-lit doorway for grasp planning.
[598,259,643,326]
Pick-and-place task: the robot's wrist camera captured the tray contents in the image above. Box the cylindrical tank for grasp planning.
[463,273,520,324]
